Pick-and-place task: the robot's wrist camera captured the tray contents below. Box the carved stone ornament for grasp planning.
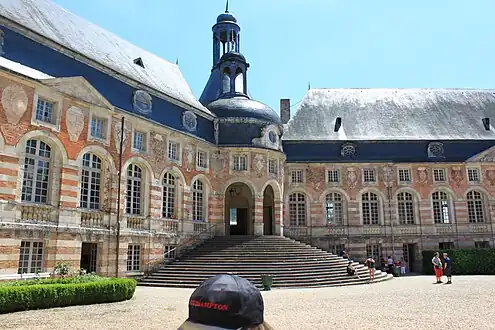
[341,143,356,158]
[210,152,225,174]
[254,154,265,176]
[113,119,131,151]
[132,90,152,115]
[381,166,394,186]
[184,144,194,172]
[450,166,463,187]
[417,167,428,184]
[213,118,219,145]
[149,132,165,166]
[307,168,323,191]
[182,111,197,132]
[1,84,28,124]
[66,106,86,142]
[346,168,358,188]
[485,169,495,186]
[477,151,495,162]
[427,142,444,158]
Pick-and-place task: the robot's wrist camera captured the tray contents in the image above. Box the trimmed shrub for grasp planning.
[0,276,136,314]
[422,249,495,275]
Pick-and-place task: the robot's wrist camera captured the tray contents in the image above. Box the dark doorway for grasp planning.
[403,243,417,272]
[230,207,249,235]
[80,243,98,273]
[263,185,275,235]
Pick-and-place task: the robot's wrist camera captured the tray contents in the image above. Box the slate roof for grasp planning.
[0,0,210,114]
[283,88,495,141]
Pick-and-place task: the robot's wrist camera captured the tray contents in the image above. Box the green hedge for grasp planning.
[422,249,495,275]
[0,276,136,314]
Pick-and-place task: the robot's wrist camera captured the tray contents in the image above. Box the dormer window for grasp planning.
[133,57,145,68]
[222,68,231,93]
[235,68,244,93]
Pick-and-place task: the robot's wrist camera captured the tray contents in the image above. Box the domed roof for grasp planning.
[208,97,282,125]
[217,11,237,23]
[219,52,246,63]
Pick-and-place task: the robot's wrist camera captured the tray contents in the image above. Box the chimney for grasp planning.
[280,99,290,124]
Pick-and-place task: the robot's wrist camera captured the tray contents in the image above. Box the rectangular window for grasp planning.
[196,151,207,168]
[233,155,248,171]
[18,241,44,274]
[363,168,376,183]
[133,131,146,152]
[327,169,340,183]
[433,169,446,182]
[268,159,278,175]
[35,98,55,124]
[290,170,304,183]
[467,168,481,183]
[438,242,454,250]
[475,241,490,248]
[127,244,141,271]
[398,168,411,183]
[90,116,107,139]
[366,244,382,260]
[164,245,176,261]
[168,141,180,161]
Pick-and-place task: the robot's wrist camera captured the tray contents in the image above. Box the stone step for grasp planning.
[150,269,373,279]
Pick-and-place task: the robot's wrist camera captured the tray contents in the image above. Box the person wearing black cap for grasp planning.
[178,274,274,330]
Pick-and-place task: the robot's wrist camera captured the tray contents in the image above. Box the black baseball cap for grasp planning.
[178,274,264,330]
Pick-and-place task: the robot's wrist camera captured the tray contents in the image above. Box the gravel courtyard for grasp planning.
[0,276,494,330]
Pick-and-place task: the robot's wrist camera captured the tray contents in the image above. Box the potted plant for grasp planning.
[261,274,273,291]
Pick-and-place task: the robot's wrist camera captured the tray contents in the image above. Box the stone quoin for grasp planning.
[0,0,493,278]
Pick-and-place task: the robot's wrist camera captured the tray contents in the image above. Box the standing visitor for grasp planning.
[443,253,453,284]
[400,257,407,275]
[365,256,375,283]
[387,255,394,274]
[431,252,443,284]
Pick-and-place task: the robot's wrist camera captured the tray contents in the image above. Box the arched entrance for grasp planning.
[263,185,275,235]
[225,183,253,235]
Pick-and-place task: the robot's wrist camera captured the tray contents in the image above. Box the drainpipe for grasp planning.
[115,117,125,278]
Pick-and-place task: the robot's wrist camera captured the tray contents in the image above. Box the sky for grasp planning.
[53,0,495,115]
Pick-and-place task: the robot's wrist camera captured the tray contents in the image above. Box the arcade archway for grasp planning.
[225,182,253,235]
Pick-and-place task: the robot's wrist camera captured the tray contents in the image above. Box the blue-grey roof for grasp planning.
[208,97,282,124]
[284,88,495,141]
[0,0,210,114]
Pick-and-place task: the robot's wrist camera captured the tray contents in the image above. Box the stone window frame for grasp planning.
[289,169,305,184]
[230,152,250,174]
[131,128,149,154]
[287,191,308,226]
[466,166,482,184]
[362,167,377,184]
[395,188,419,225]
[326,167,341,185]
[359,189,384,226]
[323,190,346,225]
[87,107,112,146]
[126,244,141,272]
[432,168,447,183]
[195,148,209,171]
[267,158,278,177]
[167,139,182,165]
[397,167,413,185]
[431,189,455,224]
[17,240,45,274]
[30,87,63,132]
[466,189,487,223]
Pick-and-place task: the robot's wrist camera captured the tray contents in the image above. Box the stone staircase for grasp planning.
[139,235,392,288]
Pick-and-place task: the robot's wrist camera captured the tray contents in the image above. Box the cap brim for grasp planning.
[178,320,239,330]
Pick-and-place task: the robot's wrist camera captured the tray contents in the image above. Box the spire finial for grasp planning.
[176,57,179,65]
[225,0,229,12]
[308,82,311,90]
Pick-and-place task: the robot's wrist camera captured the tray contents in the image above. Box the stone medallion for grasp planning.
[1,84,28,124]
[132,90,152,115]
[66,106,85,142]
[182,111,198,132]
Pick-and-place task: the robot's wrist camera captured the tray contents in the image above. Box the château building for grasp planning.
[0,0,493,278]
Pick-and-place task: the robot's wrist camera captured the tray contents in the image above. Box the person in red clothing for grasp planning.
[431,252,443,284]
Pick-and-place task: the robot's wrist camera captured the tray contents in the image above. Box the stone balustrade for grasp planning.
[19,204,57,223]
[80,211,106,228]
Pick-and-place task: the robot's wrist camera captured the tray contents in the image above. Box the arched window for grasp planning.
[288,192,306,226]
[235,68,244,93]
[162,173,176,218]
[467,191,485,223]
[21,139,51,204]
[432,191,451,224]
[222,68,231,93]
[192,180,204,221]
[126,164,142,215]
[325,192,343,225]
[362,192,379,225]
[397,192,414,225]
[80,153,102,210]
